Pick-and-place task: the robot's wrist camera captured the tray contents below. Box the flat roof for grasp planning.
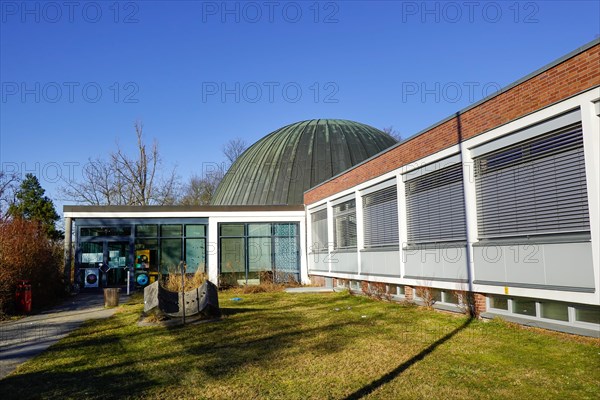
[64,205,305,213]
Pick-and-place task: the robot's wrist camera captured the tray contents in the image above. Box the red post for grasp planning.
[15,280,32,314]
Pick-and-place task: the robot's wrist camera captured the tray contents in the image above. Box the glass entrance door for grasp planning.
[105,241,130,287]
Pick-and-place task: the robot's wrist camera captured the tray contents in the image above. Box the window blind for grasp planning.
[310,209,328,251]
[405,163,467,244]
[333,200,357,249]
[474,124,590,239]
[363,185,399,247]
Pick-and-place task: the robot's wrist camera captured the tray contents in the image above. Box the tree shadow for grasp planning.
[343,317,473,399]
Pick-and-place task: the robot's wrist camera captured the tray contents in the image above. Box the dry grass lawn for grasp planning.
[0,290,598,399]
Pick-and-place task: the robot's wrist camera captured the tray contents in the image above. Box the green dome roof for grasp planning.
[212,119,397,206]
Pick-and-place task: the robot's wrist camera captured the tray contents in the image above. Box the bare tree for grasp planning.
[0,171,19,216]
[222,137,247,166]
[382,126,402,142]
[179,138,246,206]
[60,121,179,206]
[179,168,224,206]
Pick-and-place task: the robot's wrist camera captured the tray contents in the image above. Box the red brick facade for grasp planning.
[473,293,487,316]
[305,43,600,205]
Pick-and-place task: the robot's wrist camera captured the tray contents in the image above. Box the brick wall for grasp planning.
[405,286,413,301]
[305,43,600,205]
[473,293,487,316]
[309,275,326,287]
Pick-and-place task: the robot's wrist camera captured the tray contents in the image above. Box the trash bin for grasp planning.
[103,288,120,308]
[15,280,32,314]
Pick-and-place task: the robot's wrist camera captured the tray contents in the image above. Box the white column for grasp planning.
[64,217,73,285]
[207,217,219,284]
[581,97,600,304]
[397,171,407,279]
[355,190,363,275]
[460,142,479,291]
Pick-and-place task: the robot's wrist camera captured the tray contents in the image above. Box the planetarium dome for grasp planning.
[211,119,397,206]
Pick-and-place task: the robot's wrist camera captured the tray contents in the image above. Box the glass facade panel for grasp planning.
[248,237,272,273]
[185,238,206,273]
[248,224,271,237]
[575,306,600,324]
[218,222,300,286]
[135,239,158,273]
[80,242,103,268]
[185,225,205,237]
[160,238,182,273]
[136,224,158,237]
[489,296,509,310]
[274,236,298,281]
[540,301,569,322]
[161,224,183,237]
[106,242,128,286]
[513,298,537,316]
[80,226,131,237]
[221,224,245,236]
[220,238,245,286]
[274,223,296,236]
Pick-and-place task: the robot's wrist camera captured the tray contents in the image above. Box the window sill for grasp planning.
[403,241,467,250]
[475,232,591,246]
[361,246,400,252]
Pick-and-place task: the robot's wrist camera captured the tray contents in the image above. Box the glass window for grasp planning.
[274,236,298,280]
[386,284,404,296]
[220,224,244,237]
[474,124,590,239]
[160,238,182,273]
[443,291,459,305]
[161,224,183,237]
[80,242,103,267]
[248,237,272,272]
[80,226,131,237]
[575,306,600,325]
[136,224,158,237]
[513,298,537,316]
[221,238,246,279]
[185,225,205,237]
[333,200,357,249]
[405,164,466,244]
[431,289,442,303]
[248,223,271,237]
[540,301,569,322]
[274,223,296,236]
[135,239,158,273]
[185,238,206,273]
[363,184,399,247]
[310,210,328,252]
[489,296,509,310]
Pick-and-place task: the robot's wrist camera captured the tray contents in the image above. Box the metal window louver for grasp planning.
[333,199,357,249]
[310,209,328,251]
[474,124,590,239]
[363,185,399,247]
[405,163,467,244]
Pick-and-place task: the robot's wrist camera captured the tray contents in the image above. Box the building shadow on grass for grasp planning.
[343,317,474,400]
[0,348,161,400]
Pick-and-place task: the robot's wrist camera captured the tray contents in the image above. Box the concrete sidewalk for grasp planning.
[0,293,121,379]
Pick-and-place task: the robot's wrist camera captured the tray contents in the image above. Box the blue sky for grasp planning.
[1,1,599,210]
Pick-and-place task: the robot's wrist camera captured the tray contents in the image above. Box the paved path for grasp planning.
[0,293,121,379]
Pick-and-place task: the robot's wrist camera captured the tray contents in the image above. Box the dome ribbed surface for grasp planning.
[211,119,397,206]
